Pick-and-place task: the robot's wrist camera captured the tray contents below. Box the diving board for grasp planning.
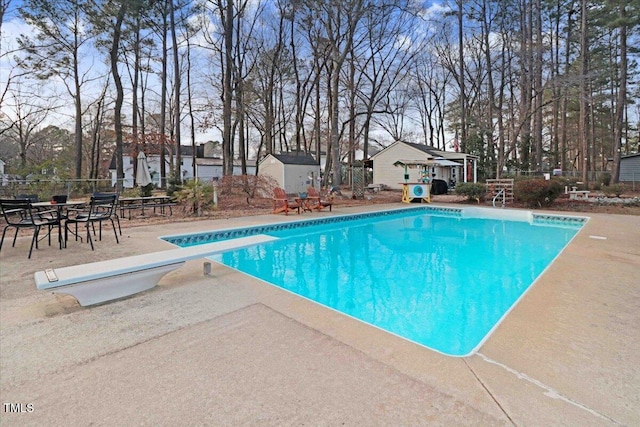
[34,234,277,306]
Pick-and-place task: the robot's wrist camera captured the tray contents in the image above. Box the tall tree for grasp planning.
[308,0,369,186]
[608,0,639,183]
[18,0,97,179]
[108,1,128,190]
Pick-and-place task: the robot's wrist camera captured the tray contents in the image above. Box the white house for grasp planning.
[109,143,257,188]
[258,153,321,194]
[369,141,478,190]
[109,145,196,188]
[196,158,257,181]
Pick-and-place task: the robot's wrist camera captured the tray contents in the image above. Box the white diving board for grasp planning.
[34,234,277,307]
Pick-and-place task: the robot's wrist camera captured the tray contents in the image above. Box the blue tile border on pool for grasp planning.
[161,206,586,247]
[162,206,462,247]
[532,213,588,228]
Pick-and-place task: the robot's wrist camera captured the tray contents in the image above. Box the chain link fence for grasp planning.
[0,178,126,200]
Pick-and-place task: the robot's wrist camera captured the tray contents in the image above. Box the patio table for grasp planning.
[31,200,87,248]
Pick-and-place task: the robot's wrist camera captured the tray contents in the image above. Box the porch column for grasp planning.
[474,159,477,183]
[463,157,468,183]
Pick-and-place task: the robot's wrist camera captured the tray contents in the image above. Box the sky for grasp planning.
[1,1,452,149]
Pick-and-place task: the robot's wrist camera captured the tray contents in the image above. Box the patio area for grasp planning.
[1,204,639,425]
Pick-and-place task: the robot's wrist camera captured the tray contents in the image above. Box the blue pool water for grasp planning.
[164,207,586,356]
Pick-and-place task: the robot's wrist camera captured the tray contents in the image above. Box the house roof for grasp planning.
[402,142,442,157]
[621,153,640,159]
[264,153,318,166]
[370,141,478,161]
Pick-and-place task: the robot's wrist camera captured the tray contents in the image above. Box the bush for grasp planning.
[455,183,487,202]
[140,183,154,197]
[602,183,627,197]
[598,173,611,187]
[514,179,563,207]
[166,170,183,196]
[174,180,214,216]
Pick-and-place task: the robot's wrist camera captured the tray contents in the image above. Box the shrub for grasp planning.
[166,170,183,196]
[174,180,214,216]
[455,182,487,202]
[514,179,563,207]
[598,173,611,187]
[602,183,627,197]
[140,183,154,197]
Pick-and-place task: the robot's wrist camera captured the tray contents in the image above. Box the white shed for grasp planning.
[370,141,478,190]
[258,153,321,194]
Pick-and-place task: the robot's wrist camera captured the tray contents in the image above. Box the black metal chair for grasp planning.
[0,198,62,259]
[92,192,121,236]
[65,194,120,250]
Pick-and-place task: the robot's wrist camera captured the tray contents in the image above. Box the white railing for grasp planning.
[492,188,506,208]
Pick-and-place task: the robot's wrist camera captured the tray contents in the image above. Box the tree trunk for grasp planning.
[579,0,590,185]
[170,0,182,182]
[110,2,127,192]
[611,3,627,184]
[222,0,234,176]
[160,1,168,188]
[458,0,467,152]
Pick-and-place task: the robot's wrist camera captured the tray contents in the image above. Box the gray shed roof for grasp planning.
[270,153,318,165]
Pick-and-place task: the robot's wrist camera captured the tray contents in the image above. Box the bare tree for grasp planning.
[1,81,57,171]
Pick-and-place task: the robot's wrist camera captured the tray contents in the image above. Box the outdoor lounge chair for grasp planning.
[306,186,333,212]
[273,188,301,215]
[0,198,62,258]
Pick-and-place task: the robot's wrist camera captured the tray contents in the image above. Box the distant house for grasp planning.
[369,141,478,190]
[109,142,256,188]
[109,144,195,188]
[196,158,256,182]
[258,153,320,194]
[619,153,640,184]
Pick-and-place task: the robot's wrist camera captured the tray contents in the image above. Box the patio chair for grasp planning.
[92,192,122,236]
[0,198,62,258]
[273,188,301,215]
[306,186,333,212]
[65,193,120,250]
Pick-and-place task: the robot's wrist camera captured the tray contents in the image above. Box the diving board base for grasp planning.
[48,262,184,306]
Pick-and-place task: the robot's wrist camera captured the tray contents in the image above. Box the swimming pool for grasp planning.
[163,207,587,356]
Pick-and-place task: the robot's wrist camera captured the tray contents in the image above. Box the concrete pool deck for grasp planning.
[1,204,638,425]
